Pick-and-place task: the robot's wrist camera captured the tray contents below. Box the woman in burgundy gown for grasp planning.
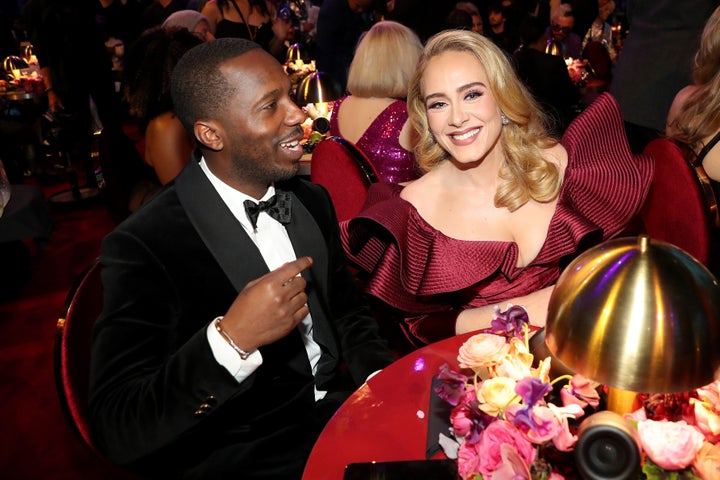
[341,30,653,352]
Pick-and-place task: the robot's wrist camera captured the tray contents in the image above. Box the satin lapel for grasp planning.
[285,192,334,354]
[175,160,269,291]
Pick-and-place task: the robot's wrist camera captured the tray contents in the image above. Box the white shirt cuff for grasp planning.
[206,319,263,381]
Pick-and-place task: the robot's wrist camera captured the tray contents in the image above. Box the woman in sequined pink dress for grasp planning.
[329,21,423,184]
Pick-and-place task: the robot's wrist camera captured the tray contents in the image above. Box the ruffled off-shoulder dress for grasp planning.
[340,93,654,349]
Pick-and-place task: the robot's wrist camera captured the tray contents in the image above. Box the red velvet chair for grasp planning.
[310,136,379,221]
[583,40,612,82]
[54,259,142,478]
[640,138,719,265]
[55,258,103,454]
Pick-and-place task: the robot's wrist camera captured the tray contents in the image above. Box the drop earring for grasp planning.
[501,114,509,126]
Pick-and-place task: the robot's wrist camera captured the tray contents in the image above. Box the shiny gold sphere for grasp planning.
[545,235,720,393]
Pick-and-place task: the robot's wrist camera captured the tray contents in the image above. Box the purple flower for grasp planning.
[516,377,552,406]
[453,398,495,444]
[507,378,553,433]
[490,304,530,339]
[435,363,468,406]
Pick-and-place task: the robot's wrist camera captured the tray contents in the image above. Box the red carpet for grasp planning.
[0,179,135,479]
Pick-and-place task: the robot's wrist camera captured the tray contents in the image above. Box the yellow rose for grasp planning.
[458,333,510,371]
[491,337,534,380]
[478,377,520,417]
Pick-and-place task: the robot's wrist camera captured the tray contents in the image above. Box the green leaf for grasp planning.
[641,459,701,480]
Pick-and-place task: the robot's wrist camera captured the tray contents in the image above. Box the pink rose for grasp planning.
[477,421,536,478]
[693,441,720,480]
[692,380,720,443]
[625,407,647,424]
[457,439,482,479]
[458,333,510,371]
[637,419,704,470]
[692,399,720,443]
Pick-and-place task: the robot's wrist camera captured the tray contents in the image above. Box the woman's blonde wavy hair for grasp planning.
[668,6,720,163]
[407,30,562,212]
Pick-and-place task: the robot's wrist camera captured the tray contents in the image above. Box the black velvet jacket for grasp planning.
[89,158,394,479]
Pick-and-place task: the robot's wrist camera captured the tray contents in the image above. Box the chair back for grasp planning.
[310,136,379,221]
[54,258,103,454]
[640,138,719,264]
[583,41,612,81]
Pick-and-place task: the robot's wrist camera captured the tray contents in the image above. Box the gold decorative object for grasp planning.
[3,55,28,78]
[545,39,562,56]
[545,235,720,411]
[286,43,310,63]
[294,71,343,106]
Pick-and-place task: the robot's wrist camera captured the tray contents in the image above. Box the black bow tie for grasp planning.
[243,191,292,230]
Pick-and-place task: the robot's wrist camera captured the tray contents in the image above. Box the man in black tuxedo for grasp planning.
[88,38,395,479]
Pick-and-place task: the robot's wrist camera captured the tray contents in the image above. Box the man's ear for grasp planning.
[194,120,223,152]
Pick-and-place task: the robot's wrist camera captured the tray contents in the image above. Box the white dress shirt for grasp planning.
[199,158,325,400]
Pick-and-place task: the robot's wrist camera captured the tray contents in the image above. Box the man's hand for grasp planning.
[221,257,312,352]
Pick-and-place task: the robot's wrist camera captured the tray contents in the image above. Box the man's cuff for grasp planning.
[206,319,262,381]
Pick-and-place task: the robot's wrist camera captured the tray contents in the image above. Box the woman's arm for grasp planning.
[455,285,555,334]
[200,0,221,34]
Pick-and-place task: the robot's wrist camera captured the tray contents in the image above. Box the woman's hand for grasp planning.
[455,285,556,334]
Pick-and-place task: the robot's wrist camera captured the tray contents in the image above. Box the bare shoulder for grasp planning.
[147,112,184,136]
[543,142,568,174]
[666,85,698,133]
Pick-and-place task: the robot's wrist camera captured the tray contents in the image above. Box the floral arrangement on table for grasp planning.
[434,306,720,480]
[283,59,316,89]
[564,57,589,86]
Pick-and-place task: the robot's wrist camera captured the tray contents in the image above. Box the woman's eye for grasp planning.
[427,101,446,110]
[465,90,483,101]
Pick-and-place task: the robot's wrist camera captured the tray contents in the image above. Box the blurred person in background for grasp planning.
[455,1,484,35]
[329,20,422,183]
[610,0,717,153]
[545,3,582,58]
[581,0,617,62]
[515,14,580,134]
[23,0,148,222]
[666,6,720,188]
[486,1,520,54]
[314,0,376,91]
[201,0,292,60]
[121,25,205,210]
[162,9,216,40]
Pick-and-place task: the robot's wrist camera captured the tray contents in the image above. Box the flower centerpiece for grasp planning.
[434,306,720,480]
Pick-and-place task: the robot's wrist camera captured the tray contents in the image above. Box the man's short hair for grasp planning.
[171,38,262,133]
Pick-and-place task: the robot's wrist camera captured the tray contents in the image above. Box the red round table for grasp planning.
[302,332,476,480]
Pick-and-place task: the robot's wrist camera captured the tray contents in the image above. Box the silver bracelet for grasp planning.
[214,317,253,360]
